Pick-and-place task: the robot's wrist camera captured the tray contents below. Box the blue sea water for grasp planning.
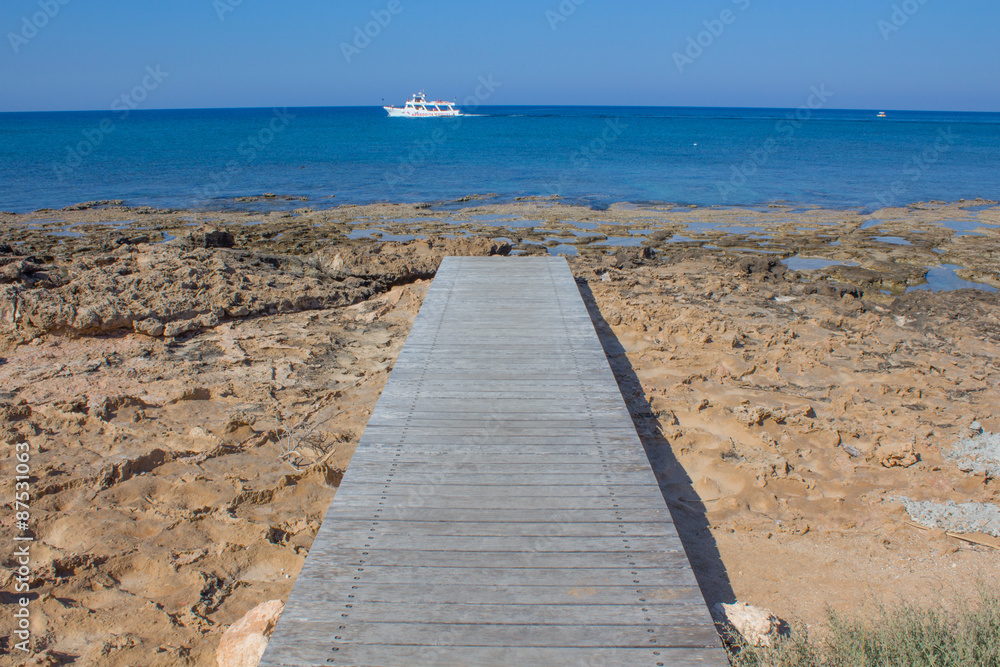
[1,106,998,213]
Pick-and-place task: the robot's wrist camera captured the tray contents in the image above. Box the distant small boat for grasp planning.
[877,111,887,118]
[384,92,461,118]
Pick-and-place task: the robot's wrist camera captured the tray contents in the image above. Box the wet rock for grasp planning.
[833,263,927,292]
[61,200,124,211]
[733,257,786,282]
[234,194,308,203]
[519,244,548,256]
[204,231,236,248]
[110,233,150,246]
[609,246,654,268]
[216,600,284,667]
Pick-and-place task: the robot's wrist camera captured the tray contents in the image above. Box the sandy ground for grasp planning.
[1,200,999,664]
[576,251,1000,628]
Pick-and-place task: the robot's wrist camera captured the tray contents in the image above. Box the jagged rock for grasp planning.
[317,238,511,285]
[216,600,284,667]
[609,246,654,268]
[734,404,771,428]
[0,238,516,343]
[61,200,124,211]
[874,441,919,468]
[93,449,176,491]
[89,394,149,421]
[226,410,258,433]
[203,231,236,248]
[134,317,165,337]
[169,386,212,403]
[733,256,786,282]
[0,401,31,422]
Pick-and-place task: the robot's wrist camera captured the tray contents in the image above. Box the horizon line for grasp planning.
[2,103,999,115]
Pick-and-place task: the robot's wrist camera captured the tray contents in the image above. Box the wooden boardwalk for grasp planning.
[261,257,726,666]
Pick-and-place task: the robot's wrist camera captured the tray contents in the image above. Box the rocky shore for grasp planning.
[1,199,999,664]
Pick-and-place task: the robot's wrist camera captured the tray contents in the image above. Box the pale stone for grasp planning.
[712,601,783,648]
[216,600,284,667]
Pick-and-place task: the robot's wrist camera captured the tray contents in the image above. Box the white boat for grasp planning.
[384,92,461,118]
[877,111,887,118]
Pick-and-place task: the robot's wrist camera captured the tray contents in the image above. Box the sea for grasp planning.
[1,106,999,214]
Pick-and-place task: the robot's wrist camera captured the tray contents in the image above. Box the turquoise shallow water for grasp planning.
[1,106,998,213]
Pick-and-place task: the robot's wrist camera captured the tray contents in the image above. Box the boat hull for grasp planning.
[384,106,462,118]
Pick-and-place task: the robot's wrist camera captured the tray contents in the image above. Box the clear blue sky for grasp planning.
[2,0,998,112]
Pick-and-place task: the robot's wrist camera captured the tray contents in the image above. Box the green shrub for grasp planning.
[728,588,1000,667]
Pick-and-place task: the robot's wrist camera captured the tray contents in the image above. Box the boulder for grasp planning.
[712,601,783,648]
[216,600,284,667]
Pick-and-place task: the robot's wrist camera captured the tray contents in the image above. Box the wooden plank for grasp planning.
[345,435,644,445]
[339,472,660,486]
[308,565,697,587]
[346,445,652,459]
[344,460,653,472]
[321,520,680,539]
[325,507,675,522]
[261,257,726,666]
[279,582,707,606]
[263,645,724,667]
[284,536,684,553]
[331,484,668,499]
[345,458,654,469]
[298,550,688,570]
[283,601,712,625]
[330,496,670,512]
[272,621,719,648]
